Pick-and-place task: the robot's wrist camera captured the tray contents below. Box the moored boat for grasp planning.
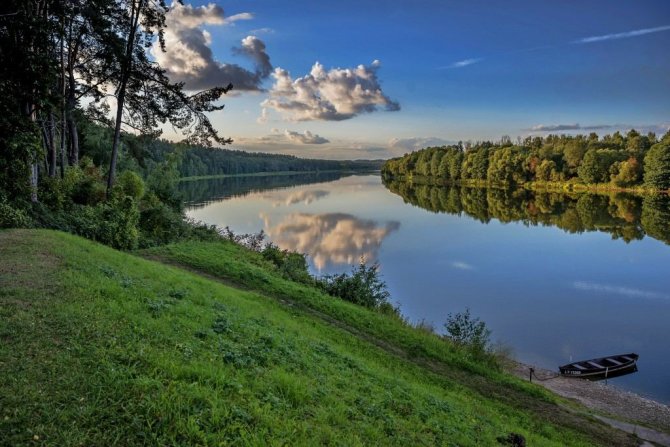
[559,353,639,379]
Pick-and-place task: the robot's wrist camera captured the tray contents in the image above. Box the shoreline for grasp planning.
[508,361,670,446]
[384,175,670,196]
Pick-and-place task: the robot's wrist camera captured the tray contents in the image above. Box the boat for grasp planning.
[559,353,639,380]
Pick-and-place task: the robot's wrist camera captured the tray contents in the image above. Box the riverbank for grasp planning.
[384,174,669,196]
[509,361,670,445]
[180,169,380,182]
[0,229,644,445]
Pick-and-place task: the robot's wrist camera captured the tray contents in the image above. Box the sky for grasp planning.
[155,0,670,159]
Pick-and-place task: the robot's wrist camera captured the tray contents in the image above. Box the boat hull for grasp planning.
[559,353,639,380]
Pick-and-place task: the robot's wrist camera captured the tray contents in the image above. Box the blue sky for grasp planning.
[158,0,670,159]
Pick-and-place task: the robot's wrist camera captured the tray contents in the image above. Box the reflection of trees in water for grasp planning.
[384,179,670,244]
[179,172,347,208]
[261,212,401,270]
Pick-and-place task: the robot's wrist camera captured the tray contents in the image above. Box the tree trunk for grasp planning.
[67,73,79,166]
[59,27,66,178]
[107,0,142,196]
[68,115,79,166]
[107,83,126,194]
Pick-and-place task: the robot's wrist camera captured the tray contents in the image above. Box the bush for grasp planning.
[115,170,145,200]
[443,308,491,354]
[319,259,393,310]
[0,199,32,228]
[261,243,312,283]
[138,195,189,247]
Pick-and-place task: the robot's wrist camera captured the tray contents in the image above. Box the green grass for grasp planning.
[0,230,636,446]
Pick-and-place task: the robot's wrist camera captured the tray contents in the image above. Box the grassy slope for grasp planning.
[0,230,635,446]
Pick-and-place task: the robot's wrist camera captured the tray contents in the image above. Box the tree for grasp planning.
[103,0,233,195]
[578,149,608,184]
[643,142,670,190]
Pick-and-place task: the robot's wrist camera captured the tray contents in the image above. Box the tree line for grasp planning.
[384,179,670,245]
[382,131,670,191]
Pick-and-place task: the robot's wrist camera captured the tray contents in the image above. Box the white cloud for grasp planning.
[439,58,483,69]
[153,3,272,91]
[260,60,400,121]
[528,123,670,133]
[451,261,474,270]
[284,130,329,144]
[388,137,453,153]
[575,25,670,44]
[573,281,669,300]
[222,12,254,25]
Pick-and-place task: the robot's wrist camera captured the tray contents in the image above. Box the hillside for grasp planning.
[0,229,639,446]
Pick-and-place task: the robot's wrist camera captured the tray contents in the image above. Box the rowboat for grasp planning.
[559,353,639,379]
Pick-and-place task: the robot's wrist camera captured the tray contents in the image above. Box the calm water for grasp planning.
[182,174,670,403]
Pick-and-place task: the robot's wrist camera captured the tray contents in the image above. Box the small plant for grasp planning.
[443,308,491,354]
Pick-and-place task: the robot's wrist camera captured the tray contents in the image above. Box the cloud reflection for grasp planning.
[274,190,330,207]
[573,281,669,300]
[261,212,400,270]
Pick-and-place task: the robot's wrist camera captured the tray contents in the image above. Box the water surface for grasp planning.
[183,174,670,403]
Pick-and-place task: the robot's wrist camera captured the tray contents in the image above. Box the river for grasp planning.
[180,173,670,404]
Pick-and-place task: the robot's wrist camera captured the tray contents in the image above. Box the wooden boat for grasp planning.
[559,353,639,379]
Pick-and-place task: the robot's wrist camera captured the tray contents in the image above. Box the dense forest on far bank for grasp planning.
[382,130,670,192]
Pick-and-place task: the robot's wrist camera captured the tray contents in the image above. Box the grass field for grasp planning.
[0,230,636,445]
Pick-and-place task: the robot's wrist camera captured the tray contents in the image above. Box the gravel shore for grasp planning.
[509,362,670,446]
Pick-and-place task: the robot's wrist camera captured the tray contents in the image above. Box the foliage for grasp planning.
[443,308,491,354]
[262,243,312,284]
[644,142,670,190]
[382,130,670,190]
[0,199,33,229]
[319,259,394,310]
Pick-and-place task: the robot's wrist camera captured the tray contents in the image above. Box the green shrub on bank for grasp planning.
[0,198,32,228]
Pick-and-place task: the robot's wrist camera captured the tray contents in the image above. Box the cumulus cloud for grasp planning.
[574,25,670,44]
[260,60,400,121]
[284,130,329,144]
[261,212,400,270]
[153,2,272,91]
[233,36,272,78]
[573,281,669,300]
[388,137,453,153]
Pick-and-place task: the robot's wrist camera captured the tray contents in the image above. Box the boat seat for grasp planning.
[607,358,623,366]
[572,364,587,370]
[587,361,604,369]
[621,356,633,362]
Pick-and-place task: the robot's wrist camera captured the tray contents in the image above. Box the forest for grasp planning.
[382,131,670,191]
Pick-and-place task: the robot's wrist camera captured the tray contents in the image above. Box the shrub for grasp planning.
[0,199,32,228]
[261,243,312,283]
[443,308,491,354]
[319,259,393,310]
[116,170,145,200]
